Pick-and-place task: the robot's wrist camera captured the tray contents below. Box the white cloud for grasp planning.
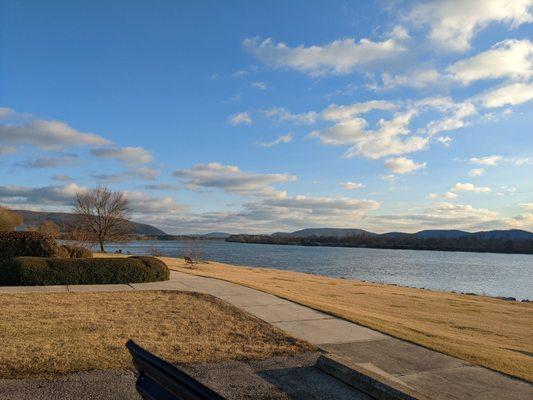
[384,157,426,174]
[173,162,296,196]
[90,146,153,165]
[340,181,365,190]
[310,118,368,146]
[139,193,381,234]
[251,81,268,90]
[322,101,396,121]
[232,108,317,126]
[436,136,453,147]
[427,191,458,199]
[0,118,110,150]
[447,39,533,84]
[262,107,317,125]
[262,194,379,213]
[412,97,477,137]
[312,110,429,159]
[520,203,533,211]
[17,153,78,169]
[229,112,252,126]
[503,212,533,230]
[0,183,185,218]
[137,167,160,180]
[451,182,491,193]
[512,156,533,165]
[468,168,485,177]
[369,202,502,231]
[232,70,248,78]
[92,167,160,183]
[406,0,533,52]
[126,191,186,214]
[243,37,405,76]
[51,175,74,182]
[426,101,476,136]
[258,134,293,148]
[470,155,503,165]
[143,183,181,191]
[379,69,442,89]
[0,183,87,206]
[478,82,533,108]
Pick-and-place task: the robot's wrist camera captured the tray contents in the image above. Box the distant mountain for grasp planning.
[13,210,167,236]
[198,232,232,238]
[271,228,533,240]
[227,228,533,254]
[413,230,470,239]
[273,228,375,238]
[470,229,533,240]
[412,229,533,240]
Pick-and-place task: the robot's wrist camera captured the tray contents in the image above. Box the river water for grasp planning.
[104,240,533,300]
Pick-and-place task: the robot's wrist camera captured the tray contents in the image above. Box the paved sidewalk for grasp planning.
[1,271,531,399]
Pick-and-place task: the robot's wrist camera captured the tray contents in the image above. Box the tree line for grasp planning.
[226,233,533,254]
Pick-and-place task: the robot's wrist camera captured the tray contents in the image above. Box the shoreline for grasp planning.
[153,255,533,382]
[99,244,533,301]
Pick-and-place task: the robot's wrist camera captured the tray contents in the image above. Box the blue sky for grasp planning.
[1,0,532,234]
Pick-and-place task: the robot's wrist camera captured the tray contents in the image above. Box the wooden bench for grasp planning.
[126,340,225,400]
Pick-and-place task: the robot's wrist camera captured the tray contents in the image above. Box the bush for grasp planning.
[61,244,93,258]
[0,231,63,261]
[0,256,169,286]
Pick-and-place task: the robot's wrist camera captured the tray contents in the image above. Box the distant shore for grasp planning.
[225,232,533,255]
[225,238,533,255]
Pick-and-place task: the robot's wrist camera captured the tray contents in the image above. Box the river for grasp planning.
[103,240,533,300]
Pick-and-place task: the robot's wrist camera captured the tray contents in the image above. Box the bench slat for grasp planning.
[126,340,225,400]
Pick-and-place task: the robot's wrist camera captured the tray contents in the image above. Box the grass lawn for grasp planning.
[0,290,313,379]
[161,257,533,382]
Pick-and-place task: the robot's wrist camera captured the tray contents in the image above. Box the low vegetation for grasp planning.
[165,257,533,382]
[0,256,169,285]
[38,220,60,237]
[61,244,93,258]
[0,291,313,378]
[0,231,64,261]
[0,207,23,231]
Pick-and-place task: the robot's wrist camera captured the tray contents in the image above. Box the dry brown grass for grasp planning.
[0,290,313,379]
[161,257,533,382]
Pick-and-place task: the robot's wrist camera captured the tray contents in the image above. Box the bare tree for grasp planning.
[73,186,131,252]
[0,207,23,231]
[38,220,60,238]
[63,227,95,251]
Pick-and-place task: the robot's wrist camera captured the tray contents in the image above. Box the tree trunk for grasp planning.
[99,239,105,253]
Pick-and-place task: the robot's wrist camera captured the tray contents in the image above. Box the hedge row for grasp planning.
[0,256,170,286]
[0,231,63,261]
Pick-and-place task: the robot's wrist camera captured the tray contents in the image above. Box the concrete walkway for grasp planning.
[1,271,531,400]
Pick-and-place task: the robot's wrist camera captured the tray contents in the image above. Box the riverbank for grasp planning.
[158,256,533,382]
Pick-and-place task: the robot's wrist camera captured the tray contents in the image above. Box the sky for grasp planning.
[0,0,532,234]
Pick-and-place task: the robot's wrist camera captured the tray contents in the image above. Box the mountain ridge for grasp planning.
[270,227,533,240]
[13,209,167,236]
